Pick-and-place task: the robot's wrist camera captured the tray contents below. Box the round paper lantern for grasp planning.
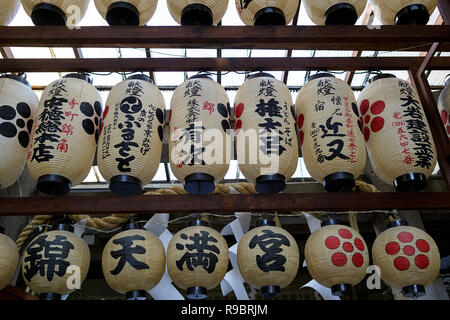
[0,0,21,25]
[167,220,229,299]
[0,226,20,291]
[437,77,450,139]
[303,0,367,25]
[21,0,90,26]
[237,219,299,298]
[169,75,231,194]
[0,75,39,190]
[357,74,437,192]
[304,219,370,297]
[21,223,90,300]
[235,72,298,194]
[295,73,366,192]
[372,219,440,298]
[94,0,158,25]
[102,223,165,300]
[369,0,438,25]
[235,0,299,25]
[27,73,103,196]
[167,0,228,25]
[97,74,165,195]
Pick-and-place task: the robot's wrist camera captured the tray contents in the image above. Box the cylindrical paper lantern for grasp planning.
[102,222,165,300]
[369,0,438,25]
[97,74,165,195]
[304,219,369,297]
[0,226,20,291]
[169,75,231,194]
[167,0,228,25]
[0,75,39,190]
[372,219,440,298]
[94,0,158,25]
[167,220,229,299]
[27,73,103,195]
[21,0,90,26]
[357,74,437,192]
[235,0,299,25]
[21,222,90,300]
[237,218,299,298]
[303,0,367,25]
[296,73,366,192]
[235,72,298,194]
[0,0,21,25]
[437,77,450,139]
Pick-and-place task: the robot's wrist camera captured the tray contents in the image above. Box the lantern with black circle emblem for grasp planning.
[167,0,228,25]
[357,74,436,192]
[0,226,20,291]
[94,0,158,25]
[21,0,90,26]
[169,75,231,194]
[237,218,299,298]
[97,74,165,195]
[235,0,299,25]
[21,218,91,300]
[0,74,39,191]
[27,73,103,195]
[369,0,438,25]
[167,219,229,300]
[295,73,366,192]
[235,72,298,194]
[303,0,367,25]
[372,219,440,298]
[0,0,20,25]
[438,77,450,140]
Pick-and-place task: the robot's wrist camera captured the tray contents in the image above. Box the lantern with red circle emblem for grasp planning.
[438,77,450,140]
[372,219,440,298]
[304,219,369,297]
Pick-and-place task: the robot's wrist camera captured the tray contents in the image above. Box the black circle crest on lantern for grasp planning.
[80,101,102,143]
[156,108,164,142]
[217,103,231,134]
[0,102,33,148]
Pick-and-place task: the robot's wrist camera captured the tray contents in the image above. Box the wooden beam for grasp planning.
[0,46,13,59]
[73,48,83,59]
[438,0,450,25]
[0,285,38,300]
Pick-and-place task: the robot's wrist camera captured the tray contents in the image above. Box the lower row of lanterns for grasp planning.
[0,216,441,300]
[1,71,447,196]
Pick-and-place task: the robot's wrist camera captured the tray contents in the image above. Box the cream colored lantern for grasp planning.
[235,0,299,25]
[0,0,21,25]
[369,0,438,25]
[97,74,165,195]
[21,0,90,26]
[0,227,20,291]
[437,77,450,139]
[167,0,228,25]
[303,0,367,25]
[94,0,158,25]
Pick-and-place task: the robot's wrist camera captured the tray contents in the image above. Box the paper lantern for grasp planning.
[372,219,440,298]
[21,0,90,26]
[295,73,366,192]
[94,0,158,25]
[303,0,367,25]
[21,223,90,300]
[369,0,438,25]
[304,219,369,296]
[237,219,299,298]
[235,0,299,25]
[0,226,20,291]
[0,75,39,190]
[437,77,450,139]
[167,220,229,299]
[102,223,165,300]
[167,0,228,25]
[357,74,437,192]
[0,0,20,25]
[97,74,165,195]
[27,73,103,195]
[235,72,298,194]
[169,75,231,194]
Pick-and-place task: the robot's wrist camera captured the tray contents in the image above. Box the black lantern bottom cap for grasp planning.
[395,4,430,25]
[402,285,426,298]
[261,285,281,299]
[322,172,355,192]
[393,173,428,192]
[181,4,213,26]
[184,173,215,194]
[37,174,71,196]
[40,292,62,300]
[126,290,147,300]
[31,3,67,26]
[109,175,142,195]
[106,2,140,26]
[255,174,286,194]
[187,286,207,300]
[331,284,352,297]
[324,3,357,25]
[254,7,286,25]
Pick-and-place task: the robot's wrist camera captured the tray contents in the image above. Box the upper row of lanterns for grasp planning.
[0,0,441,27]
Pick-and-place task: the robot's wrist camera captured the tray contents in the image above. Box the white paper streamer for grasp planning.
[144,213,169,237]
[73,218,87,238]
